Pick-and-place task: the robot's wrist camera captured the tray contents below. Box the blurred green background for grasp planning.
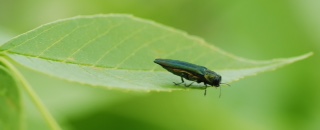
[1,0,319,130]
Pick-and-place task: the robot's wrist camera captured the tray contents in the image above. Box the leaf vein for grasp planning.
[113,34,173,69]
[62,21,123,62]
[91,25,148,67]
[6,22,66,52]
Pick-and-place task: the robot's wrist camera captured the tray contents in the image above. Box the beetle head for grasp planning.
[204,70,221,87]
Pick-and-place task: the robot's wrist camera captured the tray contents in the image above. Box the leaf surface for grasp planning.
[0,14,312,91]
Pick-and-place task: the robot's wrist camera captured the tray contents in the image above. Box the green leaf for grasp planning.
[0,63,23,130]
[0,14,312,92]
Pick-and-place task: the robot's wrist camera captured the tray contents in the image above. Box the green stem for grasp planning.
[0,57,61,130]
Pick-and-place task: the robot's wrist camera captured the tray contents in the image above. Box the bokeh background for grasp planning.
[1,0,319,130]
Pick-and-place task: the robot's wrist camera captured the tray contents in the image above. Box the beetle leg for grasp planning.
[173,76,184,85]
[185,82,194,87]
[204,84,208,96]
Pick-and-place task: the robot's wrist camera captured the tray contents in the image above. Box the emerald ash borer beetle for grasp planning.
[154,59,228,96]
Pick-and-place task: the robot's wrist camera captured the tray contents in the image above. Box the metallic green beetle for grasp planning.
[154,59,226,96]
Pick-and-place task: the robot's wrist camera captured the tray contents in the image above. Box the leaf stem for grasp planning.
[0,56,61,130]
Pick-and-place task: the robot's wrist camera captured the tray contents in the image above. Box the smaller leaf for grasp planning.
[0,63,23,130]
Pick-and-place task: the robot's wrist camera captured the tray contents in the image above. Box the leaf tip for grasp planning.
[291,52,313,62]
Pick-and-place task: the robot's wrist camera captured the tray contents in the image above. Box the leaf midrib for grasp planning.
[2,51,302,73]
